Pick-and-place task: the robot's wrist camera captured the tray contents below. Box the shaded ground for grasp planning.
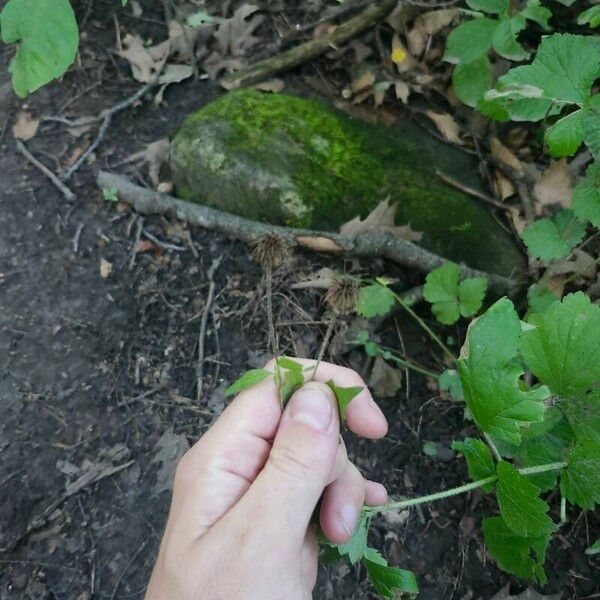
[0,2,598,599]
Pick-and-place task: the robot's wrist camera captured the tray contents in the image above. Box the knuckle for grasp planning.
[267,444,321,481]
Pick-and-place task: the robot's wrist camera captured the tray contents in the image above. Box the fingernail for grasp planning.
[339,504,358,536]
[290,383,332,432]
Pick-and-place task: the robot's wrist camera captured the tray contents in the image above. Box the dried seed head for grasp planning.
[324,275,360,315]
[250,234,291,270]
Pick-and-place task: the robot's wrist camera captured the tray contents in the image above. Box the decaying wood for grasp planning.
[97,171,519,295]
[221,0,398,88]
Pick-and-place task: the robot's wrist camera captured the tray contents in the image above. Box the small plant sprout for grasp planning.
[250,233,292,356]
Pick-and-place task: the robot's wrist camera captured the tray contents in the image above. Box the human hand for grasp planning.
[145,359,388,600]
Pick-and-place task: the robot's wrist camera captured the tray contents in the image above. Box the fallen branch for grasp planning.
[16,140,75,201]
[97,171,520,296]
[221,0,398,88]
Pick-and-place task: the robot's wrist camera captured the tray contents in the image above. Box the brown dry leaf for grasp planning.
[369,356,403,398]
[135,239,156,254]
[213,5,263,56]
[119,34,169,83]
[351,68,376,100]
[12,111,39,141]
[290,268,337,290]
[425,111,463,145]
[340,199,423,242]
[490,137,524,199]
[508,206,527,235]
[391,33,416,73]
[295,236,342,252]
[99,259,113,279]
[547,249,597,279]
[125,138,170,187]
[408,8,458,56]
[254,79,285,93]
[490,585,561,600]
[394,80,410,104]
[533,159,572,210]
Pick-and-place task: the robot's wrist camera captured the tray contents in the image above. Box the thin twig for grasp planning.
[221,0,397,88]
[61,81,156,182]
[72,223,85,254]
[265,268,278,356]
[97,171,518,296]
[142,228,186,251]
[197,258,221,403]
[16,140,76,201]
[129,216,144,270]
[108,541,147,600]
[487,156,535,225]
[435,170,511,212]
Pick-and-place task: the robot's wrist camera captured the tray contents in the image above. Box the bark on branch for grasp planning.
[97,171,520,296]
[221,0,398,88]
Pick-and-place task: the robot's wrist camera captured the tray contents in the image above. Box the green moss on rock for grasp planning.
[170,90,525,276]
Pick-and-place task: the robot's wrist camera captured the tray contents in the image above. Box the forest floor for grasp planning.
[0,1,598,599]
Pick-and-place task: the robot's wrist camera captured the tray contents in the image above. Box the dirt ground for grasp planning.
[0,1,598,599]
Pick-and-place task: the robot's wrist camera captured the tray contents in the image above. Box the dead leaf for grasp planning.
[408,8,458,56]
[12,111,39,140]
[295,235,343,252]
[533,159,572,210]
[290,268,337,290]
[124,138,169,187]
[369,356,403,398]
[425,111,463,145]
[391,33,416,73]
[490,585,561,600]
[547,249,597,279]
[340,199,423,242]
[119,34,168,83]
[213,5,263,56]
[394,80,410,104]
[151,427,189,497]
[508,206,527,235]
[254,79,285,93]
[99,259,113,279]
[135,239,156,254]
[490,137,524,199]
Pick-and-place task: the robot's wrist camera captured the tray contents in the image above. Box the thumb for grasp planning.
[242,381,340,541]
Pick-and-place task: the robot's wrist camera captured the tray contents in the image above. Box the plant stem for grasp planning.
[384,351,440,380]
[367,461,568,514]
[484,433,502,462]
[265,267,278,356]
[312,316,336,380]
[392,292,457,365]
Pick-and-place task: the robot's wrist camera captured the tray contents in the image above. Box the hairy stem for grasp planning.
[382,350,440,380]
[367,461,568,514]
[484,433,502,462]
[393,292,457,365]
[265,268,278,356]
[312,317,336,380]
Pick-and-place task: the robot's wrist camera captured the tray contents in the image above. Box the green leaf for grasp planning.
[443,17,497,64]
[496,461,556,537]
[492,15,530,61]
[224,369,271,396]
[561,439,600,509]
[520,0,552,30]
[327,380,363,421]
[573,161,600,227]
[466,0,509,14]
[545,109,585,157]
[586,539,600,555]
[336,510,369,564]
[584,95,600,158]
[516,409,573,491]
[521,292,600,398]
[477,95,511,121]
[279,368,304,405]
[562,391,600,444]
[102,187,119,202]
[453,54,492,108]
[578,5,600,27]
[424,262,487,325]
[121,0,128,5]
[439,369,464,401]
[451,437,496,492]
[495,34,600,106]
[276,356,304,371]
[362,548,419,598]
[521,210,586,261]
[356,284,396,318]
[459,298,549,444]
[527,283,558,315]
[482,516,550,584]
[0,0,79,97]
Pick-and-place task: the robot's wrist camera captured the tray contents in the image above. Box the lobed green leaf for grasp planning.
[560,439,600,510]
[451,437,496,492]
[572,161,600,227]
[356,284,396,318]
[362,548,419,598]
[521,210,586,261]
[224,369,271,396]
[326,380,363,421]
[443,17,497,64]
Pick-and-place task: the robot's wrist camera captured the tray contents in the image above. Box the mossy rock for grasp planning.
[170,90,524,277]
